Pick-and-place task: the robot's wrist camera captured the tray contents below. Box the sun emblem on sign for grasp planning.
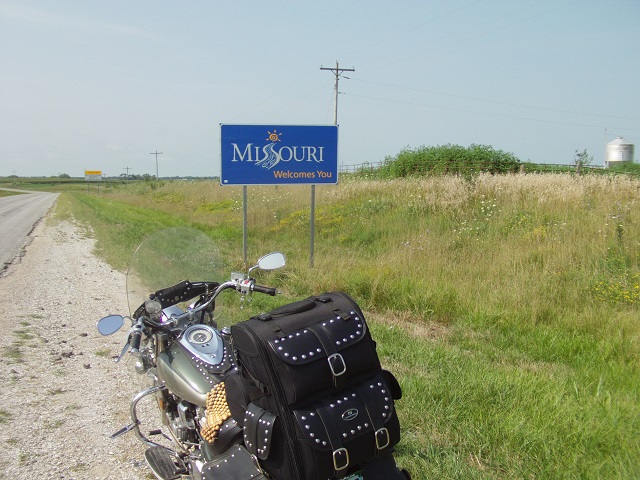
[266,130,282,142]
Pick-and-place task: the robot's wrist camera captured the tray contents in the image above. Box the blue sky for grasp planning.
[1,0,638,178]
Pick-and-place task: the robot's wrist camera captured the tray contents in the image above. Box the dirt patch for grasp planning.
[0,219,149,479]
[370,310,452,341]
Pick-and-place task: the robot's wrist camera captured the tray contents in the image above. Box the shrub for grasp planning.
[378,144,521,178]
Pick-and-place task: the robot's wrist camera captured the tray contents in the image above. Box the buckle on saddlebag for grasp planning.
[375,428,390,450]
[333,448,350,471]
[328,353,346,377]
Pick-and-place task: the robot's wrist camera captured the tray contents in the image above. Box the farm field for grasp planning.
[52,172,640,479]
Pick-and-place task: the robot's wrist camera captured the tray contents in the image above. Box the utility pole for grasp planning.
[150,151,163,179]
[308,61,355,268]
[123,166,132,180]
[320,61,355,125]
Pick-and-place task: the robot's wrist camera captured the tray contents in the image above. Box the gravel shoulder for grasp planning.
[0,216,149,479]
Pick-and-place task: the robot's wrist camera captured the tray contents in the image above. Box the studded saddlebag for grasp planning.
[201,444,267,480]
[228,292,403,480]
[231,292,381,406]
[237,372,402,480]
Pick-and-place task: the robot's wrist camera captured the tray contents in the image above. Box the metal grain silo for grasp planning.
[605,136,634,167]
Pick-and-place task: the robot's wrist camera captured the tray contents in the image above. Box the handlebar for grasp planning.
[252,284,278,296]
[130,329,142,352]
[154,281,219,309]
[135,278,280,331]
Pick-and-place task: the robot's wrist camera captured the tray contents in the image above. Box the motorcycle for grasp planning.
[98,227,405,480]
[98,227,290,479]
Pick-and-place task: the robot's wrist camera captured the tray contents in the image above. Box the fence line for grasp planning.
[338,162,384,174]
[337,161,636,176]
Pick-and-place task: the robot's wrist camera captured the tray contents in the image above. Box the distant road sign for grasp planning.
[220,124,338,185]
[84,170,102,181]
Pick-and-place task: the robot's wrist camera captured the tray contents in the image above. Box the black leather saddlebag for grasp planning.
[239,372,402,480]
[228,292,404,480]
[201,444,267,480]
[231,292,381,406]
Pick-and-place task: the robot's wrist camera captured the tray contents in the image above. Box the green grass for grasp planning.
[53,174,639,479]
[0,189,23,198]
[0,409,11,425]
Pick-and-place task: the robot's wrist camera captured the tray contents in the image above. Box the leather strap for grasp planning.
[356,382,390,454]
[307,324,346,390]
[244,403,276,460]
[317,404,349,476]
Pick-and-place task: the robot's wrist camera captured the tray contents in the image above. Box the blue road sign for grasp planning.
[220,124,338,185]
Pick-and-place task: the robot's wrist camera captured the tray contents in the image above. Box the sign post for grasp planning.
[220,124,338,265]
[84,170,103,192]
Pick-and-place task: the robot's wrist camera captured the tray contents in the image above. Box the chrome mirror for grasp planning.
[257,252,286,271]
[97,315,125,336]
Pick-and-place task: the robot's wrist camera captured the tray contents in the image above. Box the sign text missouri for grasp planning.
[220,124,338,185]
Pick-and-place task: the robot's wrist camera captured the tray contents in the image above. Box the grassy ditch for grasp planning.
[57,174,639,479]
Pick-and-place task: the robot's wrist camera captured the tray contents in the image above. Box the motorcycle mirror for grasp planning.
[97,315,125,336]
[257,252,286,271]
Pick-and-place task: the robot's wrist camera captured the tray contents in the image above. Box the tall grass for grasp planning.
[59,173,640,478]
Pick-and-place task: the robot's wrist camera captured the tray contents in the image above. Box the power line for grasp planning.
[358,0,575,74]
[345,0,484,61]
[352,78,640,123]
[344,92,640,133]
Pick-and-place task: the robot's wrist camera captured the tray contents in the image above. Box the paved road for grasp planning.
[0,189,59,273]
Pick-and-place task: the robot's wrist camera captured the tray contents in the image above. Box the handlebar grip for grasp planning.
[130,330,142,352]
[154,281,196,308]
[252,284,278,296]
[155,281,220,308]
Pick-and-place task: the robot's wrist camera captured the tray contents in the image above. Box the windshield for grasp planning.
[126,226,227,319]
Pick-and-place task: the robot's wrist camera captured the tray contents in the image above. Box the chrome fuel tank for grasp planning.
[156,324,237,407]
